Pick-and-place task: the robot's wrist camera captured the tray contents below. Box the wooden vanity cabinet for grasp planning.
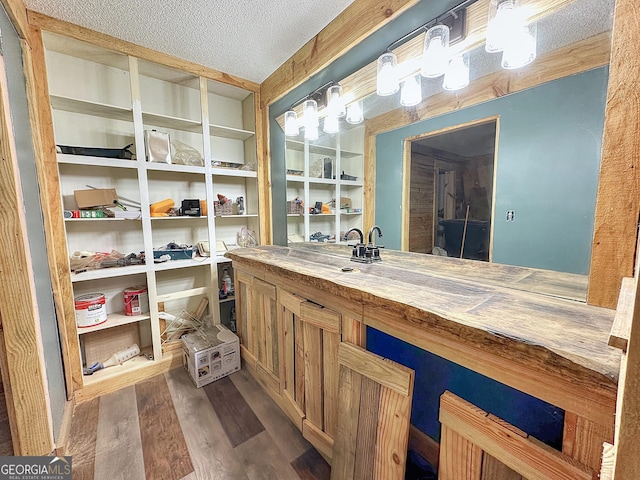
[234,269,280,392]
[232,263,365,461]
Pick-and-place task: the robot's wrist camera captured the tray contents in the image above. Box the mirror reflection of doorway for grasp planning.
[406,119,497,261]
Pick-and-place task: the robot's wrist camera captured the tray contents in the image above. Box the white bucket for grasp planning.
[74,293,107,328]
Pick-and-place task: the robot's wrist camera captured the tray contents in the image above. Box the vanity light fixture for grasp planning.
[326,85,346,117]
[486,0,537,69]
[443,53,470,90]
[284,110,299,137]
[285,81,353,139]
[323,113,340,134]
[377,52,400,96]
[372,0,537,108]
[303,99,319,141]
[400,74,422,106]
[346,100,364,124]
[501,21,537,69]
[421,24,450,78]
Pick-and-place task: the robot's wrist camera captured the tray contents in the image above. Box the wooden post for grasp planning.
[0,45,54,455]
[587,0,640,309]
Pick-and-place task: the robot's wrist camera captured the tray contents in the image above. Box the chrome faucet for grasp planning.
[343,228,368,263]
[366,225,384,261]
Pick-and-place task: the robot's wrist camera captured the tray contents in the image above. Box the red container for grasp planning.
[123,286,149,316]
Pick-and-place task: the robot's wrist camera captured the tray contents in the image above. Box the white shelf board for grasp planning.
[65,217,142,222]
[286,175,305,183]
[340,212,363,215]
[44,32,130,71]
[77,312,150,335]
[152,257,213,271]
[57,153,138,169]
[310,213,336,218]
[209,123,254,141]
[285,139,362,158]
[211,167,257,178]
[214,214,259,219]
[287,214,305,218]
[150,216,207,221]
[145,162,206,175]
[71,264,148,283]
[308,178,336,185]
[51,95,133,122]
[215,255,232,264]
[341,179,364,187]
[142,111,201,133]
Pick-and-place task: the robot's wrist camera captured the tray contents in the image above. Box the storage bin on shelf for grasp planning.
[213,200,234,216]
[287,199,304,215]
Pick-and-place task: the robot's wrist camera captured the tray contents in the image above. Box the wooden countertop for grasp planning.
[227,244,620,425]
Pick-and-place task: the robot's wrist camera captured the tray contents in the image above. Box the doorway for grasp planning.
[404,118,497,261]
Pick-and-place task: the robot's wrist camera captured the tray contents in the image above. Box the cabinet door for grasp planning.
[279,288,341,460]
[235,270,280,393]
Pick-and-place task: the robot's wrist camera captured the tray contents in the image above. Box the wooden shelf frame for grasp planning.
[24,15,268,405]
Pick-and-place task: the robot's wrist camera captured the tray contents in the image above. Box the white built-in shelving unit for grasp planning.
[285,125,364,243]
[43,31,258,387]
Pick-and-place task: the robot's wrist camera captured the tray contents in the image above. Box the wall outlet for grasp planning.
[506,210,515,222]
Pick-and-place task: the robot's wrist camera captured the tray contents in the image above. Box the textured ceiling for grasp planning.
[23,0,356,83]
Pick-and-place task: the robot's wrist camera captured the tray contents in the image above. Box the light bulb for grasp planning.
[302,99,318,128]
[302,99,318,141]
[326,85,346,117]
[421,25,450,78]
[377,52,399,96]
[443,54,470,91]
[400,74,422,107]
[486,0,516,53]
[346,101,364,124]
[284,110,299,137]
[304,123,318,141]
[323,113,340,134]
[501,22,537,69]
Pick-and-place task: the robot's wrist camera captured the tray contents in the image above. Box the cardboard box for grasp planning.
[74,188,118,209]
[339,196,352,209]
[182,325,240,388]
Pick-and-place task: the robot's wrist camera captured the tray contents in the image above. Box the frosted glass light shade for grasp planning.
[501,21,537,69]
[400,74,422,107]
[284,110,299,137]
[377,52,399,96]
[486,0,516,53]
[323,113,340,134]
[421,24,450,78]
[303,99,318,128]
[303,99,318,141]
[304,123,318,141]
[443,54,470,91]
[327,85,346,117]
[346,100,364,124]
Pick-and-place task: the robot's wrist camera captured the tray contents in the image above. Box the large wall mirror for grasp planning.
[365,0,613,301]
[276,0,614,301]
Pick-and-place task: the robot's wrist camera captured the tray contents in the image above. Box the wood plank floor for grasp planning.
[67,368,330,480]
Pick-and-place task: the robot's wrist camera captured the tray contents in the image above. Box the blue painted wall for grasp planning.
[367,328,565,449]
[376,68,608,274]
